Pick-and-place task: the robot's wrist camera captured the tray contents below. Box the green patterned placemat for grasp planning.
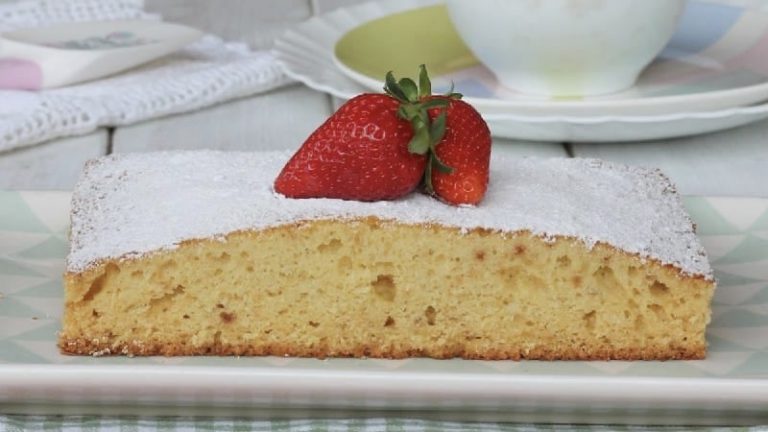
[0,416,767,431]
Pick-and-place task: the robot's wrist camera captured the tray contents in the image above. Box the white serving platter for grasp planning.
[0,191,766,424]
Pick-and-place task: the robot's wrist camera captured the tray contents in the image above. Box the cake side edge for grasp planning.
[59,218,714,360]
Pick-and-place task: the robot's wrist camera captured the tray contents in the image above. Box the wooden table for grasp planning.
[1,0,767,198]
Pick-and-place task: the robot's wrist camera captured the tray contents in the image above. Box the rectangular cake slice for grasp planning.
[60,151,714,359]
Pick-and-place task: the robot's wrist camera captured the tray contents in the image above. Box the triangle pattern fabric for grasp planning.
[172,357,239,367]
[711,304,736,319]
[747,204,768,230]
[369,357,479,374]
[713,269,765,286]
[728,351,768,377]
[744,303,768,316]
[151,357,188,366]
[687,351,752,376]
[521,361,607,376]
[684,198,740,235]
[0,340,50,363]
[0,297,46,318]
[8,321,61,341]
[17,236,70,260]
[743,286,768,303]
[716,259,768,280]
[12,340,71,364]
[620,361,704,378]
[752,229,768,240]
[16,280,65,298]
[0,274,49,295]
[706,334,757,352]
[19,192,72,233]
[708,327,768,350]
[260,356,298,367]
[12,258,66,279]
[698,234,747,260]
[0,316,51,339]
[713,234,768,265]
[580,361,634,375]
[706,197,768,232]
[0,231,55,257]
[711,282,767,306]
[365,359,413,371]
[711,309,767,327]
[0,192,52,233]
[14,296,63,319]
[475,360,522,373]
[0,257,46,278]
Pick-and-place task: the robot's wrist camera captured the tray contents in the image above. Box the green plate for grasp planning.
[334,5,476,84]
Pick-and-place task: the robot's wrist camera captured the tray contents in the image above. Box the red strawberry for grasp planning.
[275,65,492,206]
[381,66,492,206]
[427,98,491,206]
[274,93,426,201]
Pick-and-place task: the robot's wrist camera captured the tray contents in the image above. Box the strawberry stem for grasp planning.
[383,65,458,195]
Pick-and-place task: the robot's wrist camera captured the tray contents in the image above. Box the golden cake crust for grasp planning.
[59,335,705,360]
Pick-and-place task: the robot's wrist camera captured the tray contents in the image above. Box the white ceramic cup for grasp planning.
[445,0,686,97]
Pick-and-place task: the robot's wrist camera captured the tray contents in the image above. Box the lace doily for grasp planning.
[0,0,292,153]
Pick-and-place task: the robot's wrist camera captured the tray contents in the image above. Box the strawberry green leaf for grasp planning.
[429,110,447,146]
[386,66,461,185]
[384,71,408,102]
[408,125,430,155]
[398,104,420,121]
[431,153,454,174]
[419,64,431,98]
[424,154,434,194]
[396,105,409,120]
[398,78,418,102]
[443,82,462,100]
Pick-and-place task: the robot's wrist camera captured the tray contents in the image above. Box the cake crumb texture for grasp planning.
[60,219,713,359]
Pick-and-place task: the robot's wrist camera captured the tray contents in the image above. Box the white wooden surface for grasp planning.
[311,0,367,13]
[0,0,766,197]
[113,85,331,153]
[145,0,312,50]
[573,121,768,197]
[0,131,107,190]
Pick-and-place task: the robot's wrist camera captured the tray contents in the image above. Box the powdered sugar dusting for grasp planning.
[67,151,712,279]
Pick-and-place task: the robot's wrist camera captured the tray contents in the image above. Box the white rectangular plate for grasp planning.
[0,192,766,424]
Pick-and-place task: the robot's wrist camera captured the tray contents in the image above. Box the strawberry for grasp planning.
[274,93,426,201]
[382,66,492,206]
[426,98,491,206]
[274,65,491,205]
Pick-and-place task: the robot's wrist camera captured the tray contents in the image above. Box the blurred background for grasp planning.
[0,0,767,197]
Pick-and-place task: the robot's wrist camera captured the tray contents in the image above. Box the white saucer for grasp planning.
[331,0,768,117]
[274,0,768,142]
[483,103,768,142]
[0,20,202,90]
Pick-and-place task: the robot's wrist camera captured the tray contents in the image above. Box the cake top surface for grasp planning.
[67,150,712,279]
